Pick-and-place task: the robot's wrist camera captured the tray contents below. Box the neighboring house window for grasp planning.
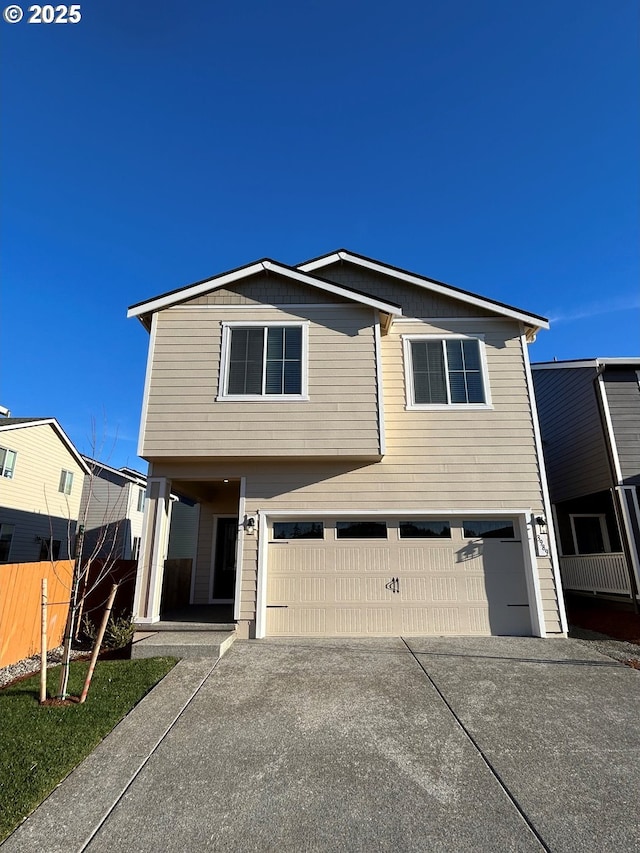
[0,524,14,561]
[463,520,516,539]
[273,522,324,540]
[0,447,17,479]
[137,488,145,512]
[132,536,141,560]
[336,521,387,539]
[399,520,451,539]
[39,538,61,561]
[403,336,491,409]
[570,514,610,555]
[218,322,309,400]
[58,470,74,495]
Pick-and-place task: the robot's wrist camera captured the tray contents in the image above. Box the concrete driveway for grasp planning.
[5,637,640,852]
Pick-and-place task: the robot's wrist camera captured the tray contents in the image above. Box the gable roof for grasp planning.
[298,249,549,332]
[127,258,403,330]
[0,418,90,474]
[82,456,147,485]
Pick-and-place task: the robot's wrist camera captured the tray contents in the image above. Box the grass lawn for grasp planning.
[0,657,177,842]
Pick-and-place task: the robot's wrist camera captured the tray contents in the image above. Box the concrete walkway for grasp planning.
[4,637,639,852]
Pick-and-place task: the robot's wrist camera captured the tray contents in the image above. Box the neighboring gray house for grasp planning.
[79,458,149,562]
[0,418,89,563]
[532,359,640,600]
[79,457,199,565]
[127,249,568,640]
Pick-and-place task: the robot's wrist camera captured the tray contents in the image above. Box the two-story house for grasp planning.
[0,417,89,563]
[532,359,640,601]
[127,250,567,639]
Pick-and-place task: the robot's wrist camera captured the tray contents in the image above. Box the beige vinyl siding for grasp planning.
[143,303,381,458]
[532,367,611,502]
[0,424,84,562]
[604,369,640,484]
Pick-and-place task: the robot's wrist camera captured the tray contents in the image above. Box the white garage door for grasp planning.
[266,517,532,636]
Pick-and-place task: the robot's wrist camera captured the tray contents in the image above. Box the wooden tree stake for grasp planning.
[40,578,48,704]
[78,583,118,704]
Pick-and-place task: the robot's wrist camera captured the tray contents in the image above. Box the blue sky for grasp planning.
[2,0,638,469]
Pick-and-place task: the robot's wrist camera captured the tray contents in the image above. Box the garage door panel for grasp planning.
[398,547,454,572]
[266,516,532,637]
[335,577,362,601]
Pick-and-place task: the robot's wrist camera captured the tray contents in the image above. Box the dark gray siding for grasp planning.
[603,368,640,485]
[532,366,611,502]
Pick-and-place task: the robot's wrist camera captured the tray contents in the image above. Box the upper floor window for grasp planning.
[59,469,74,495]
[403,335,491,409]
[137,487,145,512]
[218,322,309,401]
[0,447,17,479]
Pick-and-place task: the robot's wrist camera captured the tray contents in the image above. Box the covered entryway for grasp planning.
[264,515,533,636]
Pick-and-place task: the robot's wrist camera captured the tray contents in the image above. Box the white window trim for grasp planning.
[570,514,611,555]
[0,447,17,479]
[402,334,493,410]
[59,469,74,496]
[217,321,310,402]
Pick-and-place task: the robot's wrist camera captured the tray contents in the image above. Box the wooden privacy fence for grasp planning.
[0,561,73,668]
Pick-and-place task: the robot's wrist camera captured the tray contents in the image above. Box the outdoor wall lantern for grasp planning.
[243,515,256,534]
[534,516,547,532]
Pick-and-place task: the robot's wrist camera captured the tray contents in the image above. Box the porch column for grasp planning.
[133,477,173,624]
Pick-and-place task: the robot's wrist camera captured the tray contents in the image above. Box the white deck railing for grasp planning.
[559,553,631,595]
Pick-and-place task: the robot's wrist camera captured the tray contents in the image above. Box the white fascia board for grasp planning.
[532,358,640,370]
[262,508,533,518]
[598,358,640,367]
[127,262,267,318]
[301,251,548,330]
[0,419,90,474]
[128,260,402,321]
[297,253,343,272]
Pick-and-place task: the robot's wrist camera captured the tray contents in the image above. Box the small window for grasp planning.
[132,536,141,560]
[0,524,14,561]
[273,521,324,540]
[137,488,145,512]
[39,538,61,561]
[59,470,74,495]
[220,323,307,399]
[399,520,451,539]
[404,336,489,407]
[463,520,515,539]
[570,514,610,555]
[336,521,387,539]
[0,447,17,479]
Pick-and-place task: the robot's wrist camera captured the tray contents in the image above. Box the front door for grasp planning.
[212,517,238,601]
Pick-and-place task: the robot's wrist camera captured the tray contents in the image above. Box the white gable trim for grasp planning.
[0,419,90,474]
[299,251,548,330]
[128,260,402,320]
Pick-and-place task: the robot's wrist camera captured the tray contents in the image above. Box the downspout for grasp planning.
[594,364,640,610]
